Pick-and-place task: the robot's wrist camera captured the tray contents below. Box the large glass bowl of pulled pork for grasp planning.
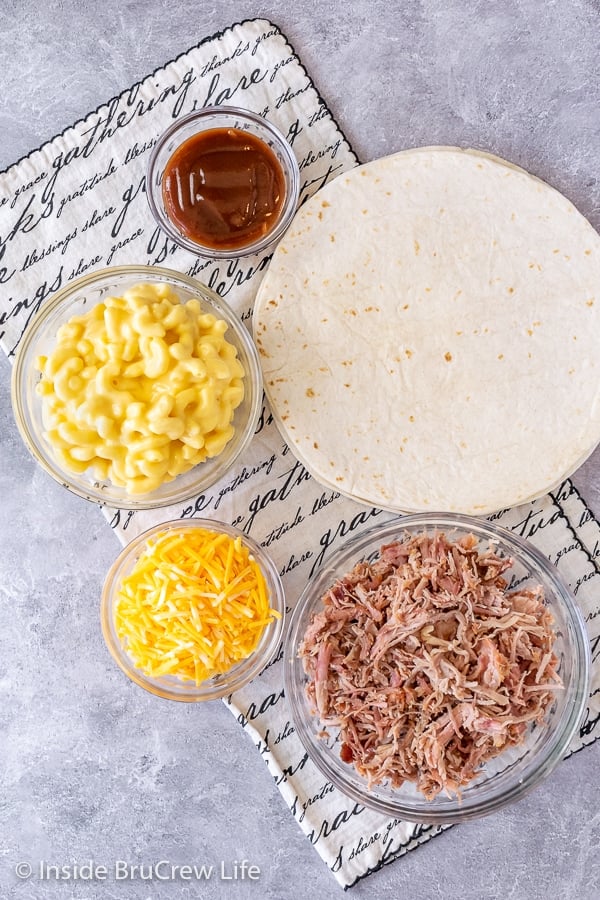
[284,512,590,823]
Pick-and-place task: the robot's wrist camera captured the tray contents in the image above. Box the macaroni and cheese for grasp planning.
[35,282,245,494]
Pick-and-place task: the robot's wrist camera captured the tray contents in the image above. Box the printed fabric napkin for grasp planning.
[0,18,598,889]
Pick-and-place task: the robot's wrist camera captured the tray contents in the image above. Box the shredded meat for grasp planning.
[299,531,562,800]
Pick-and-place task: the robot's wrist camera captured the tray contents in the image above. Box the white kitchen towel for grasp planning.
[0,18,598,889]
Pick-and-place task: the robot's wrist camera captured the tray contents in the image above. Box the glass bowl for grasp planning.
[11,265,262,509]
[146,105,300,259]
[101,519,285,701]
[284,512,590,824]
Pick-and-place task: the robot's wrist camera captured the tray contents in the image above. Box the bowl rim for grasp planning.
[283,511,591,823]
[101,517,286,702]
[146,105,301,259]
[10,264,263,509]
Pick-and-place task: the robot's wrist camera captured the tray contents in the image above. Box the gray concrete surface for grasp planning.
[1,1,599,898]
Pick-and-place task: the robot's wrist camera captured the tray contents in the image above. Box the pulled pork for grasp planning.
[299,531,562,800]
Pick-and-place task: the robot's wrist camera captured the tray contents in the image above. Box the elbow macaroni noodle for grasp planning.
[35,282,245,495]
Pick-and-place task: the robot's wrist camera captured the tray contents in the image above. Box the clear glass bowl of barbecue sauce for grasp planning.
[147,106,300,259]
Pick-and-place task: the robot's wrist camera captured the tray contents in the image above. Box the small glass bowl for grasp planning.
[101,519,285,701]
[146,105,300,259]
[284,512,591,824]
[11,265,262,509]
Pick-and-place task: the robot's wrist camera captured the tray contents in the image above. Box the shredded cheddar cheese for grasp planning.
[115,527,280,685]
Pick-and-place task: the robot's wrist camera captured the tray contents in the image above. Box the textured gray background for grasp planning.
[1,1,599,898]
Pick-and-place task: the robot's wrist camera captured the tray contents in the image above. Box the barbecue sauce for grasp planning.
[162,127,286,251]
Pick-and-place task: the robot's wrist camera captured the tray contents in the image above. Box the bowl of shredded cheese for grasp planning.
[11,265,262,508]
[284,512,590,823]
[101,519,285,701]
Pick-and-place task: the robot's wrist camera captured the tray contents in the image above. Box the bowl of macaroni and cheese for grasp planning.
[11,265,262,508]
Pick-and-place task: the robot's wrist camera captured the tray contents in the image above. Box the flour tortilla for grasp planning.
[253,147,600,514]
